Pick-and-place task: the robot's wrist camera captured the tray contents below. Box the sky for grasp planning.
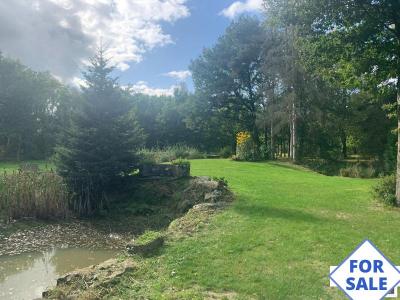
[0,0,263,96]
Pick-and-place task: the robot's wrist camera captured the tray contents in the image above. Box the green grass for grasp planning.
[135,230,164,246]
[108,159,400,299]
[5,159,394,298]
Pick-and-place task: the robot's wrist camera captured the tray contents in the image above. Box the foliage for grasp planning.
[190,17,265,148]
[0,53,79,161]
[302,158,381,178]
[55,50,144,215]
[264,0,400,196]
[171,159,190,167]
[235,131,258,161]
[218,146,233,158]
[138,145,204,164]
[339,163,377,179]
[0,170,70,221]
[373,175,397,207]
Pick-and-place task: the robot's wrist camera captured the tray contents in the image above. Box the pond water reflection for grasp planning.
[0,248,117,300]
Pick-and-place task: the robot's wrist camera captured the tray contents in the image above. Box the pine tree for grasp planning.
[56,49,144,214]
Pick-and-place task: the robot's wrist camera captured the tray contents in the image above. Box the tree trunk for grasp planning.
[252,122,261,159]
[270,118,275,160]
[340,129,347,159]
[16,134,22,162]
[291,101,297,162]
[396,78,400,205]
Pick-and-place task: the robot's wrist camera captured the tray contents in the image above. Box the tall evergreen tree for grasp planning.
[56,49,144,214]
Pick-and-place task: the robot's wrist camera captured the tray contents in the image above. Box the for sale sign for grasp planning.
[330,240,400,300]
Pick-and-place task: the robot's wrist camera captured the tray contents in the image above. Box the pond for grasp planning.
[0,248,118,300]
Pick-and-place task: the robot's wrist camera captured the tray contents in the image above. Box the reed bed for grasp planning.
[0,169,71,221]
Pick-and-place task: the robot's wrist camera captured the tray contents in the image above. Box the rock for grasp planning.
[126,236,164,257]
[204,190,223,202]
[176,177,232,213]
[43,258,136,299]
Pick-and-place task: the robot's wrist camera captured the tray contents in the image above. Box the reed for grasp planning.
[0,169,71,221]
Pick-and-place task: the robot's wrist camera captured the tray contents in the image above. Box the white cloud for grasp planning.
[220,0,263,19]
[71,76,88,89]
[0,0,190,80]
[130,81,178,97]
[163,70,192,81]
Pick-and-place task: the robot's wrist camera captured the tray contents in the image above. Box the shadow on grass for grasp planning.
[234,202,325,224]
[267,161,311,172]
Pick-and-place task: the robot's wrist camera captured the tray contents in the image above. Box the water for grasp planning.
[0,248,117,300]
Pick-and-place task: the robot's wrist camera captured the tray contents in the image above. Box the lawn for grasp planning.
[110,159,400,299]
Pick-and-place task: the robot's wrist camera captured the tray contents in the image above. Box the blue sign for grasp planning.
[330,240,400,300]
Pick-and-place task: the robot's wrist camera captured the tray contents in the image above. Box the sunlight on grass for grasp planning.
[108,159,399,299]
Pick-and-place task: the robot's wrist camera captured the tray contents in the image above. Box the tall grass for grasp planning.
[138,145,205,164]
[0,170,71,221]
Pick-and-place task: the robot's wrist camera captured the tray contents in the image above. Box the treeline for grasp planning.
[189,16,396,171]
[0,53,79,160]
[0,55,232,163]
[1,1,397,177]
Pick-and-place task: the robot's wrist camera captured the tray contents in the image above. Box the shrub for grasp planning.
[218,146,233,158]
[0,170,71,221]
[171,159,190,167]
[339,162,378,178]
[138,145,204,164]
[373,174,396,206]
[302,158,380,178]
[235,131,258,161]
[301,158,341,176]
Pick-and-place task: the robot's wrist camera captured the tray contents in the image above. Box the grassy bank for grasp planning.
[107,159,399,299]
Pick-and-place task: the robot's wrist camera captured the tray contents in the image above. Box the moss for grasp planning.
[135,230,164,246]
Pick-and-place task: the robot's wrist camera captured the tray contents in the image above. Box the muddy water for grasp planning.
[0,248,118,300]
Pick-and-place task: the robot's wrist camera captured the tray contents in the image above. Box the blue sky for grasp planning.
[117,0,236,92]
[114,0,263,94]
[0,0,263,94]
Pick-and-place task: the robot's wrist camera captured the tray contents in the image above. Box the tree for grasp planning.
[190,17,265,154]
[56,49,144,214]
[0,53,75,160]
[265,0,400,179]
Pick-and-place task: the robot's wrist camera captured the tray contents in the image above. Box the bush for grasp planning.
[339,162,378,178]
[138,145,204,164]
[373,175,397,206]
[218,146,233,158]
[302,158,380,178]
[171,159,190,167]
[235,132,258,161]
[0,170,71,221]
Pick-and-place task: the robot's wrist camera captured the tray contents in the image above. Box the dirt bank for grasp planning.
[43,176,233,299]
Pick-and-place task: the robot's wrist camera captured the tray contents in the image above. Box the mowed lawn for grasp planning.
[114,159,400,299]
